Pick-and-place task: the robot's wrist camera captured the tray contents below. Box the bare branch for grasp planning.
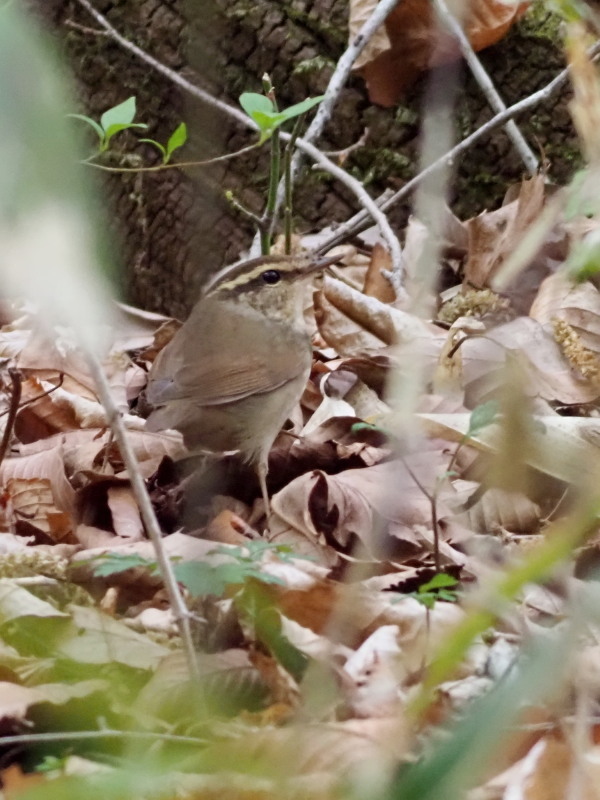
[433,0,538,174]
[73,0,252,130]
[73,0,403,274]
[268,0,400,247]
[0,368,21,466]
[84,351,200,681]
[291,0,400,174]
[295,136,403,276]
[316,45,600,253]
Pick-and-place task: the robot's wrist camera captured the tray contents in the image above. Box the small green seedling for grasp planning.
[86,542,302,600]
[239,91,324,144]
[140,122,188,164]
[466,400,499,438]
[69,95,147,153]
[567,228,600,282]
[409,573,460,609]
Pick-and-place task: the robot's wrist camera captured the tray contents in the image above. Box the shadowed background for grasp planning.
[27,0,577,317]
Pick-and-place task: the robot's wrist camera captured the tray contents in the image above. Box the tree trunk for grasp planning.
[27,1,577,316]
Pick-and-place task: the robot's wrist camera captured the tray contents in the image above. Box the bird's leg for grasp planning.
[256,460,271,522]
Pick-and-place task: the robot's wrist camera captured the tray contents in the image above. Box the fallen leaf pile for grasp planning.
[3,170,600,797]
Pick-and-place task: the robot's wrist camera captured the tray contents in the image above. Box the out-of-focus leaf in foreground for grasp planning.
[0,7,113,351]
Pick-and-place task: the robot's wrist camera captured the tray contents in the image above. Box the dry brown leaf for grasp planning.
[341,625,405,718]
[316,277,445,374]
[353,0,528,105]
[417,412,600,485]
[505,732,580,800]
[136,648,268,720]
[1,763,46,799]
[464,176,547,306]
[457,317,599,406]
[107,485,144,540]
[271,454,455,559]
[16,376,106,439]
[16,427,184,479]
[402,210,468,303]
[362,243,396,303]
[199,715,406,780]
[16,326,96,394]
[113,300,173,352]
[1,444,75,516]
[453,482,541,535]
[75,524,118,549]
[349,0,393,70]
[314,281,388,354]
[531,273,600,364]
[204,509,255,544]
[56,605,170,669]
[0,328,30,360]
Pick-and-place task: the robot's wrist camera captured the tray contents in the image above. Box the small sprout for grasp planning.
[466,400,500,438]
[140,121,188,164]
[567,228,600,282]
[409,573,460,609]
[239,91,324,144]
[86,541,304,600]
[69,96,148,153]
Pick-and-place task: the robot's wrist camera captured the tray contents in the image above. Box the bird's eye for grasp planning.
[261,269,281,285]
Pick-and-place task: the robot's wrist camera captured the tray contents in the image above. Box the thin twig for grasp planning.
[269,0,401,252]
[401,456,441,572]
[81,144,260,173]
[316,44,600,253]
[0,368,21,466]
[84,352,200,681]
[0,729,208,746]
[73,0,252,129]
[433,0,538,174]
[261,75,280,254]
[0,372,64,417]
[283,115,304,252]
[288,0,401,183]
[64,17,109,36]
[72,0,403,273]
[226,192,267,230]
[322,127,370,161]
[295,136,403,275]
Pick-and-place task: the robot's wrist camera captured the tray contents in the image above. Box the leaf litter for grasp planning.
[5,179,600,796]
[8,48,600,800]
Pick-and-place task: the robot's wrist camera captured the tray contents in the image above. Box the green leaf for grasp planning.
[89,553,157,578]
[565,168,600,219]
[419,573,459,593]
[165,121,187,161]
[139,138,167,159]
[466,400,499,438]
[567,229,600,282]
[100,96,137,132]
[174,562,230,597]
[67,113,104,142]
[239,92,275,120]
[277,95,324,122]
[102,121,148,148]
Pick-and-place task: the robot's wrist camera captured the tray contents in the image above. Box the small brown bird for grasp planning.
[145,253,336,514]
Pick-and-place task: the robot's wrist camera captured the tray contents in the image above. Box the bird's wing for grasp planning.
[147,347,306,407]
[181,353,296,405]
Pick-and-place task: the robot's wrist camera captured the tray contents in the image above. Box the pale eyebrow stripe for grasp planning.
[217,265,288,290]
[202,255,296,294]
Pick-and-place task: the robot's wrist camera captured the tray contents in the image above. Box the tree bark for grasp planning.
[27,1,578,316]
